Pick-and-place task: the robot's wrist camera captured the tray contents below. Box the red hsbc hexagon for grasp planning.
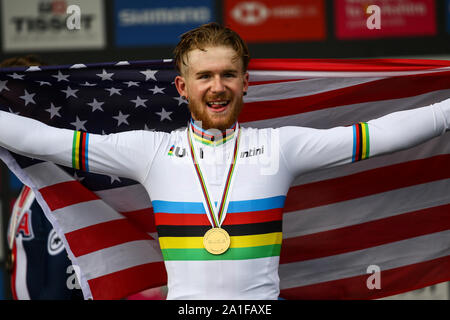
[224,0,326,42]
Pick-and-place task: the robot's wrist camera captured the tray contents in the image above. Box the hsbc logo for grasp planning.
[231,2,269,25]
[230,1,318,26]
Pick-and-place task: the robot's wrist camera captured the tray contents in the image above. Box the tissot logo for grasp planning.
[11,0,95,33]
[240,146,264,158]
[2,0,106,52]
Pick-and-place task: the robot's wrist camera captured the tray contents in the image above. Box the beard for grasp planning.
[188,95,244,131]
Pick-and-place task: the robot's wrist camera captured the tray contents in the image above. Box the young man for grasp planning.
[0,23,449,299]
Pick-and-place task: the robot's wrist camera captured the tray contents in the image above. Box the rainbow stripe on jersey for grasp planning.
[153,196,285,261]
[190,119,237,146]
[352,122,370,162]
[168,145,174,156]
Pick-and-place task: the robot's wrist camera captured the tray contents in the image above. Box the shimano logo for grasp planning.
[119,7,211,26]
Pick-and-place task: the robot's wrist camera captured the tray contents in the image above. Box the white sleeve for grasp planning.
[0,110,167,183]
[280,99,450,177]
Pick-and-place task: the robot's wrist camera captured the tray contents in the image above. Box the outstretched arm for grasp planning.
[280,99,450,177]
[0,110,166,183]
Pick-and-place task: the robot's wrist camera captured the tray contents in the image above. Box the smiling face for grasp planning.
[175,46,249,131]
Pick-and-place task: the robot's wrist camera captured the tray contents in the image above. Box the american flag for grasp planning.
[0,58,449,299]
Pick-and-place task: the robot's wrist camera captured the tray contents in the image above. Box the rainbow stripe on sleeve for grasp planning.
[72,131,89,171]
[352,122,370,162]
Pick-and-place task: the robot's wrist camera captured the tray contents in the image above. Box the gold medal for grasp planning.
[203,227,231,255]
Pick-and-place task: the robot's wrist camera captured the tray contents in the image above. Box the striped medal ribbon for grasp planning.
[187,124,241,255]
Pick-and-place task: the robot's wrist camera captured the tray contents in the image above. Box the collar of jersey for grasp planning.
[190,119,237,147]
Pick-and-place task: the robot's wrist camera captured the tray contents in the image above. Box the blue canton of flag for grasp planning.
[0,59,190,190]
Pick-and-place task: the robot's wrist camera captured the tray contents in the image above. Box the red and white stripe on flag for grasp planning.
[243,59,450,299]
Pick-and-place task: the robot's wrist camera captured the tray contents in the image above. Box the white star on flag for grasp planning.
[113,111,130,126]
[20,90,36,106]
[149,85,165,95]
[73,171,85,182]
[96,69,114,81]
[36,81,51,86]
[80,81,97,87]
[131,96,148,108]
[173,95,188,106]
[70,64,87,69]
[46,103,62,119]
[70,116,87,131]
[156,107,172,121]
[87,98,104,112]
[61,86,79,98]
[105,87,122,96]
[8,107,20,115]
[144,124,155,131]
[25,66,41,72]
[52,70,70,82]
[108,174,121,184]
[140,69,158,81]
[123,81,139,87]
[8,73,24,80]
[0,80,9,93]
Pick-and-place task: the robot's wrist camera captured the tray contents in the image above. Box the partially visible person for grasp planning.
[7,185,83,299]
[0,55,45,68]
[2,55,84,300]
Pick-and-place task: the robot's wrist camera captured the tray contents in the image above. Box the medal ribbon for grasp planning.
[187,124,241,228]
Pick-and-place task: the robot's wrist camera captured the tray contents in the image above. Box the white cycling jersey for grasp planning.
[0,100,449,299]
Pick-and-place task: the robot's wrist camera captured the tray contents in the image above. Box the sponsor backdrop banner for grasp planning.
[335,0,436,40]
[114,0,215,47]
[1,0,106,52]
[224,0,326,43]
